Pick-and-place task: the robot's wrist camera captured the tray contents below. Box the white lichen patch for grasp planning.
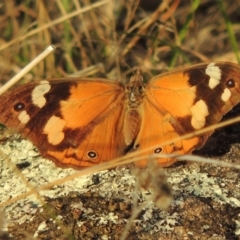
[0,134,240,239]
[99,213,118,224]
[33,221,48,238]
[166,166,240,207]
[235,215,240,236]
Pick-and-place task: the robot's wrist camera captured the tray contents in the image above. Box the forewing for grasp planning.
[0,78,126,168]
[135,62,240,166]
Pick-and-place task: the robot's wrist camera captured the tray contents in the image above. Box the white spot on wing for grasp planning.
[221,88,231,102]
[43,115,65,145]
[18,110,30,124]
[32,80,51,108]
[190,100,209,129]
[205,63,221,89]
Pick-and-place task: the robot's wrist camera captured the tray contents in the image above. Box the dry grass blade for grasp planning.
[121,0,180,57]
[0,45,55,95]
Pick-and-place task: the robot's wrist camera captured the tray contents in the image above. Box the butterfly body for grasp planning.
[1,62,240,169]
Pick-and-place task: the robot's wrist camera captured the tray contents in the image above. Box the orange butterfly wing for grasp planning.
[133,62,240,167]
[0,78,127,168]
[133,100,200,167]
[1,62,240,169]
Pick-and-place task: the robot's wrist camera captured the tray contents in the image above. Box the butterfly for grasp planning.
[0,62,240,169]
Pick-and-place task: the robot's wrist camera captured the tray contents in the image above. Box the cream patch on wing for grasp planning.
[190,100,209,129]
[205,63,222,89]
[43,115,66,145]
[221,88,231,102]
[18,110,30,124]
[32,80,51,108]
